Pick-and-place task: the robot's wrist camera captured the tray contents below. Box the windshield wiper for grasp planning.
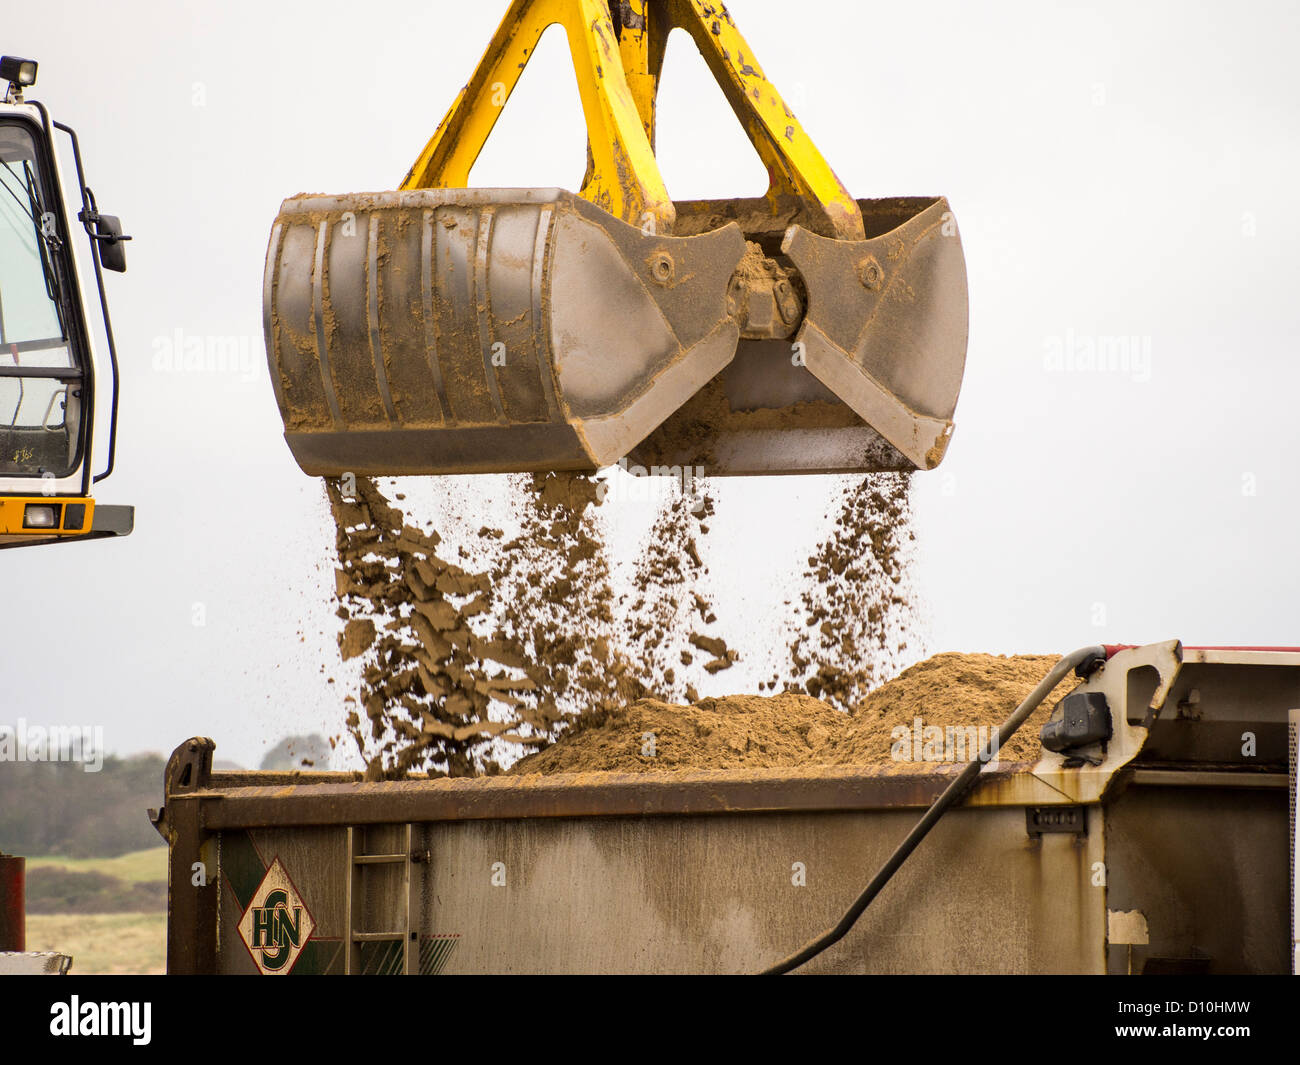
[23,160,62,308]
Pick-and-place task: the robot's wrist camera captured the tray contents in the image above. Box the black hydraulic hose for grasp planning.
[759,644,1107,975]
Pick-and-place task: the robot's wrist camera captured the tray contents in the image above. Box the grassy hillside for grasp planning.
[26,847,167,883]
[24,846,167,915]
[26,913,166,975]
[21,849,169,974]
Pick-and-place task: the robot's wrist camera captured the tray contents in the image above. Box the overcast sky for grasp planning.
[2,0,1297,769]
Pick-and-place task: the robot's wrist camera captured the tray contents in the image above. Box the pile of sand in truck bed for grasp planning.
[510,653,1075,774]
[820,653,1073,765]
[509,692,846,774]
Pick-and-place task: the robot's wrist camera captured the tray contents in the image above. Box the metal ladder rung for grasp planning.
[352,932,407,943]
[353,853,406,865]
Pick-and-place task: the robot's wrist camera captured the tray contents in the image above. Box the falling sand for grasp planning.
[323,472,998,778]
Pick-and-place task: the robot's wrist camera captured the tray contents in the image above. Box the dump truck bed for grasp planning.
[155,643,1299,974]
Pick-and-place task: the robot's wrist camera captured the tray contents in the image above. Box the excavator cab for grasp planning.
[0,56,133,548]
[265,0,968,478]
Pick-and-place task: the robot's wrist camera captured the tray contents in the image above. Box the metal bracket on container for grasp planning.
[1026,805,1088,838]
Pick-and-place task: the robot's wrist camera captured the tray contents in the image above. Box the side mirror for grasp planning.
[95,215,128,273]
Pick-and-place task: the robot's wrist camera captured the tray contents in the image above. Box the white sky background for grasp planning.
[1,0,1296,768]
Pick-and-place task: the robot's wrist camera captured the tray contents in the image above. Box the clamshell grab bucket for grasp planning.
[263,0,968,477]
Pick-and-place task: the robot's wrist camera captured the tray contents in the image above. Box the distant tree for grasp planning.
[259,734,332,771]
[0,753,166,858]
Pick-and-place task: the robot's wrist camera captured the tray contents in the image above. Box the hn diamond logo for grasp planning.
[237,858,315,975]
